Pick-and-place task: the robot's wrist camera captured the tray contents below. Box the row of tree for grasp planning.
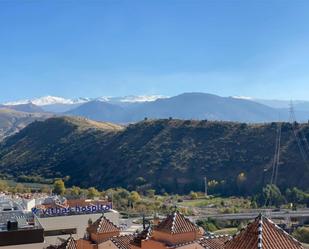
[1,178,308,210]
[252,184,309,208]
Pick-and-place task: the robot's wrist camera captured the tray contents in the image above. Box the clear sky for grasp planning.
[1,0,309,102]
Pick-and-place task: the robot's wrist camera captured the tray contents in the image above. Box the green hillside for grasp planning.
[0,117,309,195]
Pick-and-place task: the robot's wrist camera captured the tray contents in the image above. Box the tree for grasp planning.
[108,188,131,209]
[237,172,247,185]
[146,189,156,198]
[263,184,285,207]
[196,219,218,232]
[117,188,130,199]
[135,177,147,186]
[190,191,198,200]
[40,185,51,194]
[286,187,309,206]
[53,179,65,195]
[292,227,309,243]
[0,180,8,192]
[87,187,100,199]
[130,191,141,206]
[15,183,26,193]
[208,180,219,194]
[236,172,247,194]
[70,186,82,198]
[251,200,258,209]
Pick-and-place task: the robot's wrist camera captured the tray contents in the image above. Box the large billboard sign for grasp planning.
[32,203,112,216]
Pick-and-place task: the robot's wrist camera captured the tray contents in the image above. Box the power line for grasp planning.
[270,123,280,186]
[204,177,208,197]
[274,123,282,186]
[266,121,282,207]
[265,102,309,207]
[289,101,309,164]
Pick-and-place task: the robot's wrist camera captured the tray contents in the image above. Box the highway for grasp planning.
[120,209,309,226]
[188,209,309,221]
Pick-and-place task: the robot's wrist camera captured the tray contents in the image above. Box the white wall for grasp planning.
[36,211,119,246]
[0,241,47,249]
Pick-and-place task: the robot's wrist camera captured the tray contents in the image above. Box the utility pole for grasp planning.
[204,177,208,197]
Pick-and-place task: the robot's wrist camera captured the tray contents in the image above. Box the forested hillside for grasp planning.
[0,117,309,195]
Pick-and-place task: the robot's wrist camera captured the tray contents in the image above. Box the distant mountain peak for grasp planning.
[3,95,166,106]
[109,95,167,103]
[4,96,89,106]
[231,96,254,100]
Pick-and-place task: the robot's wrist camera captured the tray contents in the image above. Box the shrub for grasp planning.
[292,227,309,243]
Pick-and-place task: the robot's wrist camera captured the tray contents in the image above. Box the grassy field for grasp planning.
[6,179,51,191]
[180,196,252,209]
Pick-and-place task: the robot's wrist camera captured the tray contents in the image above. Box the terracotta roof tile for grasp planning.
[155,211,199,234]
[166,236,230,249]
[110,235,134,249]
[225,214,304,249]
[88,215,120,234]
[198,235,231,249]
[167,240,199,248]
[47,236,77,249]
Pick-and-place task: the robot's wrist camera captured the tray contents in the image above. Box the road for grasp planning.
[188,209,309,221]
[119,209,309,227]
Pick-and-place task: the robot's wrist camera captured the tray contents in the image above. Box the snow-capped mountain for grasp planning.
[4,96,89,106]
[116,95,166,103]
[3,95,166,106]
[106,95,166,103]
[2,95,167,113]
[3,93,309,125]
[232,96,254,100]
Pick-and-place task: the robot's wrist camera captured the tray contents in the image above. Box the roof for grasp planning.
[155,210,199,234]
[225,214,304,249]
[109,235,134,249]
[88,215,120,234]
[198,235,231,249]
[131,226,152,246]
[0,211,25,225]
[167,240,200,248]
[167,236,230,249]
[46,236,77,249]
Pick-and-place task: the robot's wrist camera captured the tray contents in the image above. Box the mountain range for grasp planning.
[1,116,309,195]
[1,92,309,140]
[5,93,309,111]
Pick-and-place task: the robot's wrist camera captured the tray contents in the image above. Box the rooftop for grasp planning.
[155,210,199,234]
[198,235,231,249]
[88,215,120,234]
[46,235,77,249]
[109,234,134,249]
[225,214,304,249]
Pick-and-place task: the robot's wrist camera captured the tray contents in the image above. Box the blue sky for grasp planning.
[1,0,309,102]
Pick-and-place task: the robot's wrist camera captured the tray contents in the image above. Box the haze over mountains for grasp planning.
[1,92,309,140]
